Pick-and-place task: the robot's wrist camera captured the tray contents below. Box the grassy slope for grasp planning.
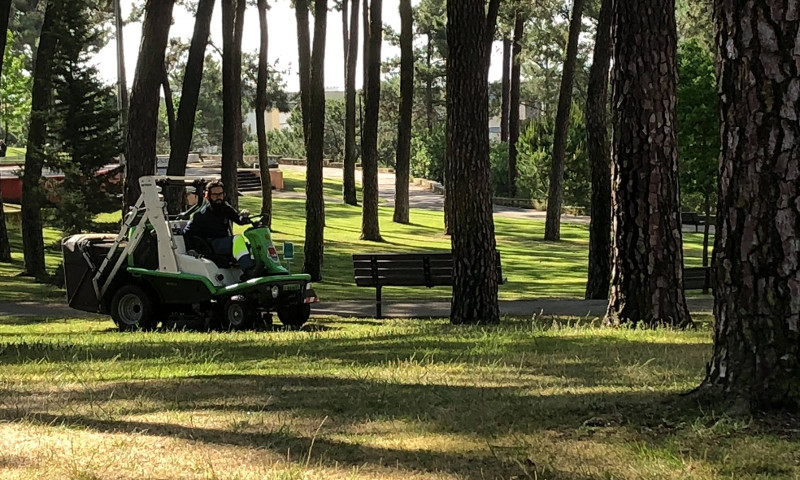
[0,316,797,479]
[0,171,711,303]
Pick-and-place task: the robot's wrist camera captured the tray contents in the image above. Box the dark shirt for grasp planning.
[183,202,248,239]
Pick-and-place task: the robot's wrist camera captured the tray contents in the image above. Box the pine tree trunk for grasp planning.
[256,0,272,224]
[343,0,360,206]
[701,0,800,411]
[393,0,412,225]
[360,0,382,241]
[295,0,311,144]
[22,0,58,279]
[221,0,245,209]
[303,0,328,281]
[124,0,175,210]
[162,64,176,147]
[114,0,129,131]
[584,0,612,300]
[0,0,13,263]
[507,13,523,198]
[447,0,500,325]
[606,0,692,328]
[425,38,434,135]
[544,0,586,241]
[500,36,511,143]
[167,0,215,176]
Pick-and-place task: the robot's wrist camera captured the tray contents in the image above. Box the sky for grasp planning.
[94,0,506,93]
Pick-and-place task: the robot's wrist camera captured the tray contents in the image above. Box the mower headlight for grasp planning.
[271,285,280,298]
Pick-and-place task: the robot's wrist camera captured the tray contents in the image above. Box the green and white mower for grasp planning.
[61,176,317,331]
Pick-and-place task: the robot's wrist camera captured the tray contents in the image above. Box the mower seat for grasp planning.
[183,235,237,269]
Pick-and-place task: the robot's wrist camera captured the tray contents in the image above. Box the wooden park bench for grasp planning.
[684,266,713,293]
[352,252,507,318]
[681,211,704,232]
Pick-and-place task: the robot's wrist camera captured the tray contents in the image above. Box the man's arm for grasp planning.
[224,203,250,225]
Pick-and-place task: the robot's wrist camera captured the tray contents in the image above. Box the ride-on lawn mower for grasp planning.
[61,176,318,331]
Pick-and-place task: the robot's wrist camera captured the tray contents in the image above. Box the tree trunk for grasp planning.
[701,0,800,411]
[360,0,382,241]
[606,0,692,328]
[500,36,511,143]
[544,0,586,241]
[221,0,245,209]
[447,0,501,325]
[343,0,360,205]
[584,0,612,300]
[295,0,311,143]
[701,192,711,294]
[22,0,58,280]
[167,0,215,176]
[162,63,176,147]
[256,0,272,224]
[425,38,434,135]
[114,0,129,133]
[0,0,12,263]
[303,0,328,281]
[508,12,523,198]
[124,0,175,210]
[393,0,412,225]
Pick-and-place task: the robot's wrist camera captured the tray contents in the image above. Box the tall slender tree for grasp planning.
[295,0,311,142]
[301,0,328,281]
[500,36,511,142]
[544,0,586,240]
[393,0,412,224]
[606,0,691,327]
[221,0,246,208]
[255,0,272,223]
[507,11,523,198]
[342,0,359,205]
[360,0,382,241]
[700,0,800,411]
[167,0,215,177]
[0,0,13,263]
[584,0,612,300]
[21,0,58,280]
[447,0,501,325]
[162,62,176,146]
[113,0,128,131]
[124,0,176,209]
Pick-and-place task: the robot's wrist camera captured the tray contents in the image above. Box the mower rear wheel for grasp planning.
[110,285,157,331]
[277,303,310,328]
[223,298,256,330]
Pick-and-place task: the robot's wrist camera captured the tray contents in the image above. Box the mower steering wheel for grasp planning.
[248,213,269,227]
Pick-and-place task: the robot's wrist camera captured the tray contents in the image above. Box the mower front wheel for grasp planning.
[276,303,310,328]
[110,284,158,332]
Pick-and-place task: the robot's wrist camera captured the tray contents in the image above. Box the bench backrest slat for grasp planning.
[353,252,503,288]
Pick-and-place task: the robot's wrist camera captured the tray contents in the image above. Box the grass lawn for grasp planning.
[0,315,797,479]
[0,172,711,303]
[0,147,26,164]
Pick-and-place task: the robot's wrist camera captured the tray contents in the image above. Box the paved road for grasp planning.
[0,297,714,320]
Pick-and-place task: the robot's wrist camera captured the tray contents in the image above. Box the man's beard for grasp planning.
[210,199,225,211]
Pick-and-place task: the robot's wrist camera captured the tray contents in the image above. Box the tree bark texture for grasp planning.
[544,0,586,241]
[500,36,511,143]
[303,0,328,281]
[162,63,176,147]
[393,0,412,225]
[425,38,434,134]
[114,0,129,131]
[702,0,800,411]
[584,0,612,300]
[22,0,57,279]
[221,0,245,209]
[295,0,311,143]
[124,0,175,210]
[256,0,272,223]
[343,0,360,205]
[508,13,523,198]
[446,0,501,325]
[606,0,692,328]
[360,0,382,241]
[0,0,12,262]
[167,0,215,177]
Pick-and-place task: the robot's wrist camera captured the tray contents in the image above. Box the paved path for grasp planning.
[0,297,714,320]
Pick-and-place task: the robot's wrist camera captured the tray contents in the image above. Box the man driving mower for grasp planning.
[183,181,264,281]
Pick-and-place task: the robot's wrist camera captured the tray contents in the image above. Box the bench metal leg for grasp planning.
[376,286,382,319]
